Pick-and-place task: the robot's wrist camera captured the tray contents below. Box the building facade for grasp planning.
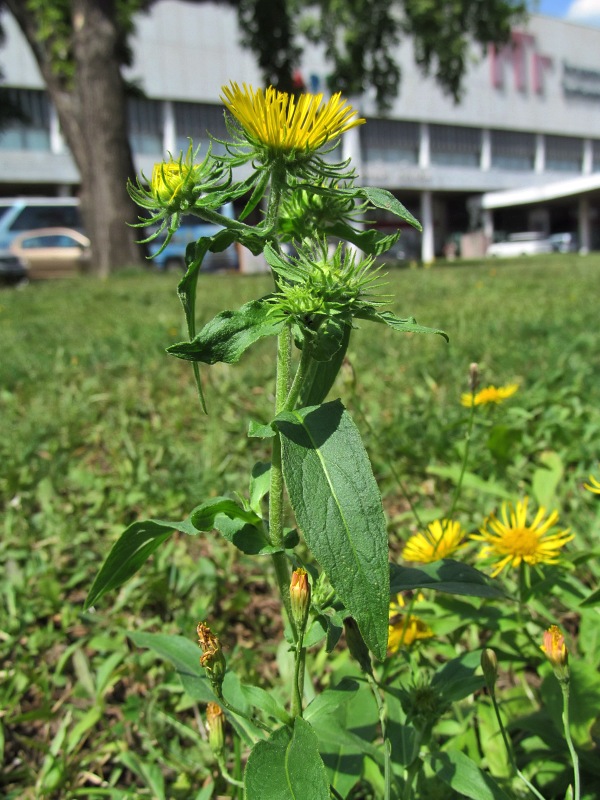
[1,1,600,260]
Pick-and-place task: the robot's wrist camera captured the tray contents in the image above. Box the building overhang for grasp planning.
[480,173,600,209]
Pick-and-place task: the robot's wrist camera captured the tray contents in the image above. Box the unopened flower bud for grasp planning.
[197,622,226,697]
[206,702,225,758]
[481,648,498,692]
[541,625,569,683]
[290,568,311,631]
[344,617,373,675]
[469,362,480,393]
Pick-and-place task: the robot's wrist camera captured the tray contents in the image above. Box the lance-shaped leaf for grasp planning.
[327,221,402,256]
[244,718,330,800]
[298,323,352,407]
[355,187,422,230]
[355,307,448,341]
[275,400,389,660]
[167,298,284,364]
[85,514,198,609]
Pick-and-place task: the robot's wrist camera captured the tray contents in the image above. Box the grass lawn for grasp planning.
[1,254,600,798]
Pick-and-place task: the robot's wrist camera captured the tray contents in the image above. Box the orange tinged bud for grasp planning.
[290,568,310,630]
[541,625,569,683]
[206,702,225,757]
[197,622,226,697]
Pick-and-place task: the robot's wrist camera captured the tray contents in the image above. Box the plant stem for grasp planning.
[561,682,581,800]
[367,673,393,800]
[489,690,546,800]
[291,632,306,718]
[220,697,272,735]
[217,756,245,789]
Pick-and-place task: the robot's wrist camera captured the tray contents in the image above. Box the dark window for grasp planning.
[362,119,419,164]
[0,89,51,151]
[545,135,582,172]
[491,130,535,170]
[128,98,163,154]
[10,205,82,232]
[430,124,481,167]
[174,103,228,156]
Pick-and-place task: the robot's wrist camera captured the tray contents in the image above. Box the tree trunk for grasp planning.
[5,0,145,276]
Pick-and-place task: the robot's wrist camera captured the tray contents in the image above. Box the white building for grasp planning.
[1,1,600,260]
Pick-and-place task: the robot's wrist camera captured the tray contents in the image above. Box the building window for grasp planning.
[128,98,163,154]
[430,124,480,167]
[491,130,535,170]
[594,140,600,172]
[362,119,419,164]
[0,89,51,151]
[174,103,228,156]
[545,135,582,172]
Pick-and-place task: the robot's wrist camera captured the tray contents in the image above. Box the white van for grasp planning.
[0,197,82,250]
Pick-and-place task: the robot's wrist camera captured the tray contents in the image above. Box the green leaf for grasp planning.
[275,400,389,660]
[390,561,505,599]
[431,650,485,702]
[306,317,347,362]
[167,299,284,364]
[249,461,271,514]
[304,678,360,723]
[427,465,513,499]
[244,718,330,800]
[191,497,280,555]
[327,220,402,256]
[248,420,276,438]
[298,323,351,407]
[532,450,564,509]
[356,187,422,230]
[355,307,448,341]
[429,750,512,800]
[86,515,196,608]
[240,684,292,725]
[128,632,213,703]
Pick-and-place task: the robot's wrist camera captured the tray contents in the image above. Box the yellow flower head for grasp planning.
[151,145,202,206]
[461,383,519,407]
[583,473,600,495]
[221,81,364,155]
[388,593,433,653]
[471,496,573,577]
[402,519,466,563]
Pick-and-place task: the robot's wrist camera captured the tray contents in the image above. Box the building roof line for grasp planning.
[480,173,600,209]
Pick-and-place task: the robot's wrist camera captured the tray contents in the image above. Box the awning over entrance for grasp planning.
[480,173,600,253]
[480,173,600,209]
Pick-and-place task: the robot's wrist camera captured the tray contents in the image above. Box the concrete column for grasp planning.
[163,100,176,155]
[480,129,492,171]
[482,208,494,242]
[49,105,64,155]
[420,190,434,263]
[583,139,593,175]
[534,133,545,173]
[578,195,590,254]
[418,122,430,169]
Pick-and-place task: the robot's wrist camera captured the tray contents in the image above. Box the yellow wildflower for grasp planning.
[583,473,600,495]
[471,497,573,577]
[221,82,364,154]
[388,593,433,653]
[402,519,466,563]
[461,383,519,407]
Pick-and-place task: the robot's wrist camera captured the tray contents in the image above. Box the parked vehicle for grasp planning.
[549,232,578,253]
[0,197,82,249]
[486,232,553,257]
[147,206,238,272]
[11,228,91,279]
[0,249,27,285]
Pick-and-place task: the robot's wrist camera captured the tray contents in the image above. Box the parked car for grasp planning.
[0,197,82,249]
[486,232,553,257]
[0,249,28,285]
[549,232,578,253]
[147,206,238,272]
[11,228,91,279]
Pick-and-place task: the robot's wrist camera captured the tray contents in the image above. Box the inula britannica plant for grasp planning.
[86,83,593,799]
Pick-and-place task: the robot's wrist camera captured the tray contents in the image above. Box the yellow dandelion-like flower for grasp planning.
[402,519,466,563]
[470,496,573,577]
[388,593,433,653]
[221,82,364,154]
[583,473,600,495]
[461,383,519,407]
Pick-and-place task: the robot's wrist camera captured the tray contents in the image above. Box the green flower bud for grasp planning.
[206,702,225,758]
[481,648,498,692]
